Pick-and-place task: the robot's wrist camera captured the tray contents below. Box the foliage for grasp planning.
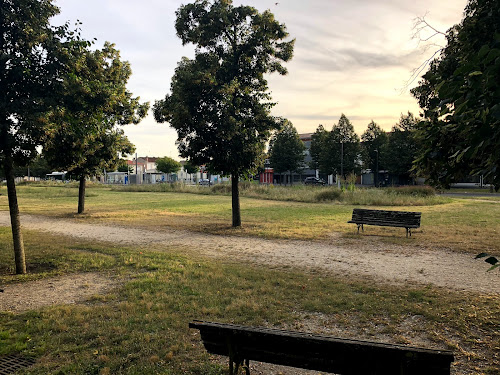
[44,42,147,178]
[43,42,148,213]
[314,188,343,201]
[156,157,182,174]
[326,114,361,178]
[309,124,328,171]
[361,120,388,185]
[309,116,361,178]
[0,0,91,274]
[0,155,52,179]
[268,120,305,177]
[381,113,419,184]
[116,159,132,173]
[386,185,436,197]
[411,0,500,190]
[0,0,82,168]
[153,0,294,226]
[183,160,199,175]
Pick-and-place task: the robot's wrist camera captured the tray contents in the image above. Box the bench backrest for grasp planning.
[351,208,421,227]
[190,320,453,375]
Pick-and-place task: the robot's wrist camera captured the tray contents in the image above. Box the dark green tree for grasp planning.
[153,0,294,227]
[183,160,199,175]
[325,114,361,179]
[268,120,305,185]
[156,157,182,175]
[309,124,328,173]
[381,113,419,185]
[0,0,87,274]
[43,42,148,214]
[361,120,388,186]
[117,159,133,173]
[411,0,500,190]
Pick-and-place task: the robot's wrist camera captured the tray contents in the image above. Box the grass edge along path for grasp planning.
[1,184,499,254]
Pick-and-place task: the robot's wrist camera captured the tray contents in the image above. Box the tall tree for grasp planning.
[268,120,305,185]
[381,112,419,185]
[411,0,500,190]
[43,42,148,213]
[325,114,361,179]
[361,120,388,186]
[153,0,294,227]
[0,0,86,274]
[309,124,328,173]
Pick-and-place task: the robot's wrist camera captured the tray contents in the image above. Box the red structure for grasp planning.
[260,167,274,184]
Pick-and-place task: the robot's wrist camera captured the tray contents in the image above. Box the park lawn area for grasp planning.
[0,184,499,254]
[0,228,499,374]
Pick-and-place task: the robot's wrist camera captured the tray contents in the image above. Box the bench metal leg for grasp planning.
[357,224,364,233]
[228,338,250,375]
[406,228,412,238]
[230,358,250,375]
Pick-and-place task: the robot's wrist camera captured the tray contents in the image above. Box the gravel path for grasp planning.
[1,211,499,295]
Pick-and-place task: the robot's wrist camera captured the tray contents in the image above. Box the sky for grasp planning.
[52,0,468,160]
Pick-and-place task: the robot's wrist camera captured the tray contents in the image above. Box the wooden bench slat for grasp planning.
[348,208,422,237]
[190,320,453,375]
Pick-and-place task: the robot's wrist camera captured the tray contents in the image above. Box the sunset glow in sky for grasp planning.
[53,0,467,160]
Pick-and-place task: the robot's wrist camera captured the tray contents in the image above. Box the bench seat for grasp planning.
[348,208,421,237]
[190,320,453,375]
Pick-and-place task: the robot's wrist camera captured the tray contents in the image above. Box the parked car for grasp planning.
[198,179,210,186]
[304,177,325,185]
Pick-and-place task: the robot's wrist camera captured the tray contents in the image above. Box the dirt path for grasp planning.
[1,212,499,295]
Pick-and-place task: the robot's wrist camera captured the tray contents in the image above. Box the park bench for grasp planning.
[348,208,421,237]
[189,320,453,375]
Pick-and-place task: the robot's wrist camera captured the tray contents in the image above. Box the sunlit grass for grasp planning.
[1,183,499,253]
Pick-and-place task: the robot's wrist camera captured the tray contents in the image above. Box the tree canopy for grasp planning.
[382,113,419,185]
[361,121,388,186]
[0,0,89,274]
[43,42,148,213]
[268,120,305,183]
[309,115,361,179]
[183,160,199,175]
[411,0,500,190]
[309,125,328,172]
[156,157,182,174]
[153,0,294,226]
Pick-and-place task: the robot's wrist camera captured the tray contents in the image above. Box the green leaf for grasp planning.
[478,45,489,58]
[487,264,499,272]
[468,71,483,77]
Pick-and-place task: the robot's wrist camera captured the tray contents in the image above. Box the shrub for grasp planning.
[386,186,436,197]
[314,188,342,202]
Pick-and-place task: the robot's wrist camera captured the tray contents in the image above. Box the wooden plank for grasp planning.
[190,321,453,375]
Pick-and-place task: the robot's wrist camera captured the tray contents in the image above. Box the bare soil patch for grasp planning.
[0,272,118,313]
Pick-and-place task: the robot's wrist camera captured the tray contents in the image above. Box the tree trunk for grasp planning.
[3,154,26,274]
[231,173,241,227]
[289,171,293,186]
[78,175,86,214]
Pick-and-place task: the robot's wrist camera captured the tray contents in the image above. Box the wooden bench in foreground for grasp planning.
[348,208,422,237]
[189,320,453,375]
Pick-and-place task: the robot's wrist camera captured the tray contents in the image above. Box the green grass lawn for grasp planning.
[1,184,499,374]
[1,184,499,253]
[1,229,499,374]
